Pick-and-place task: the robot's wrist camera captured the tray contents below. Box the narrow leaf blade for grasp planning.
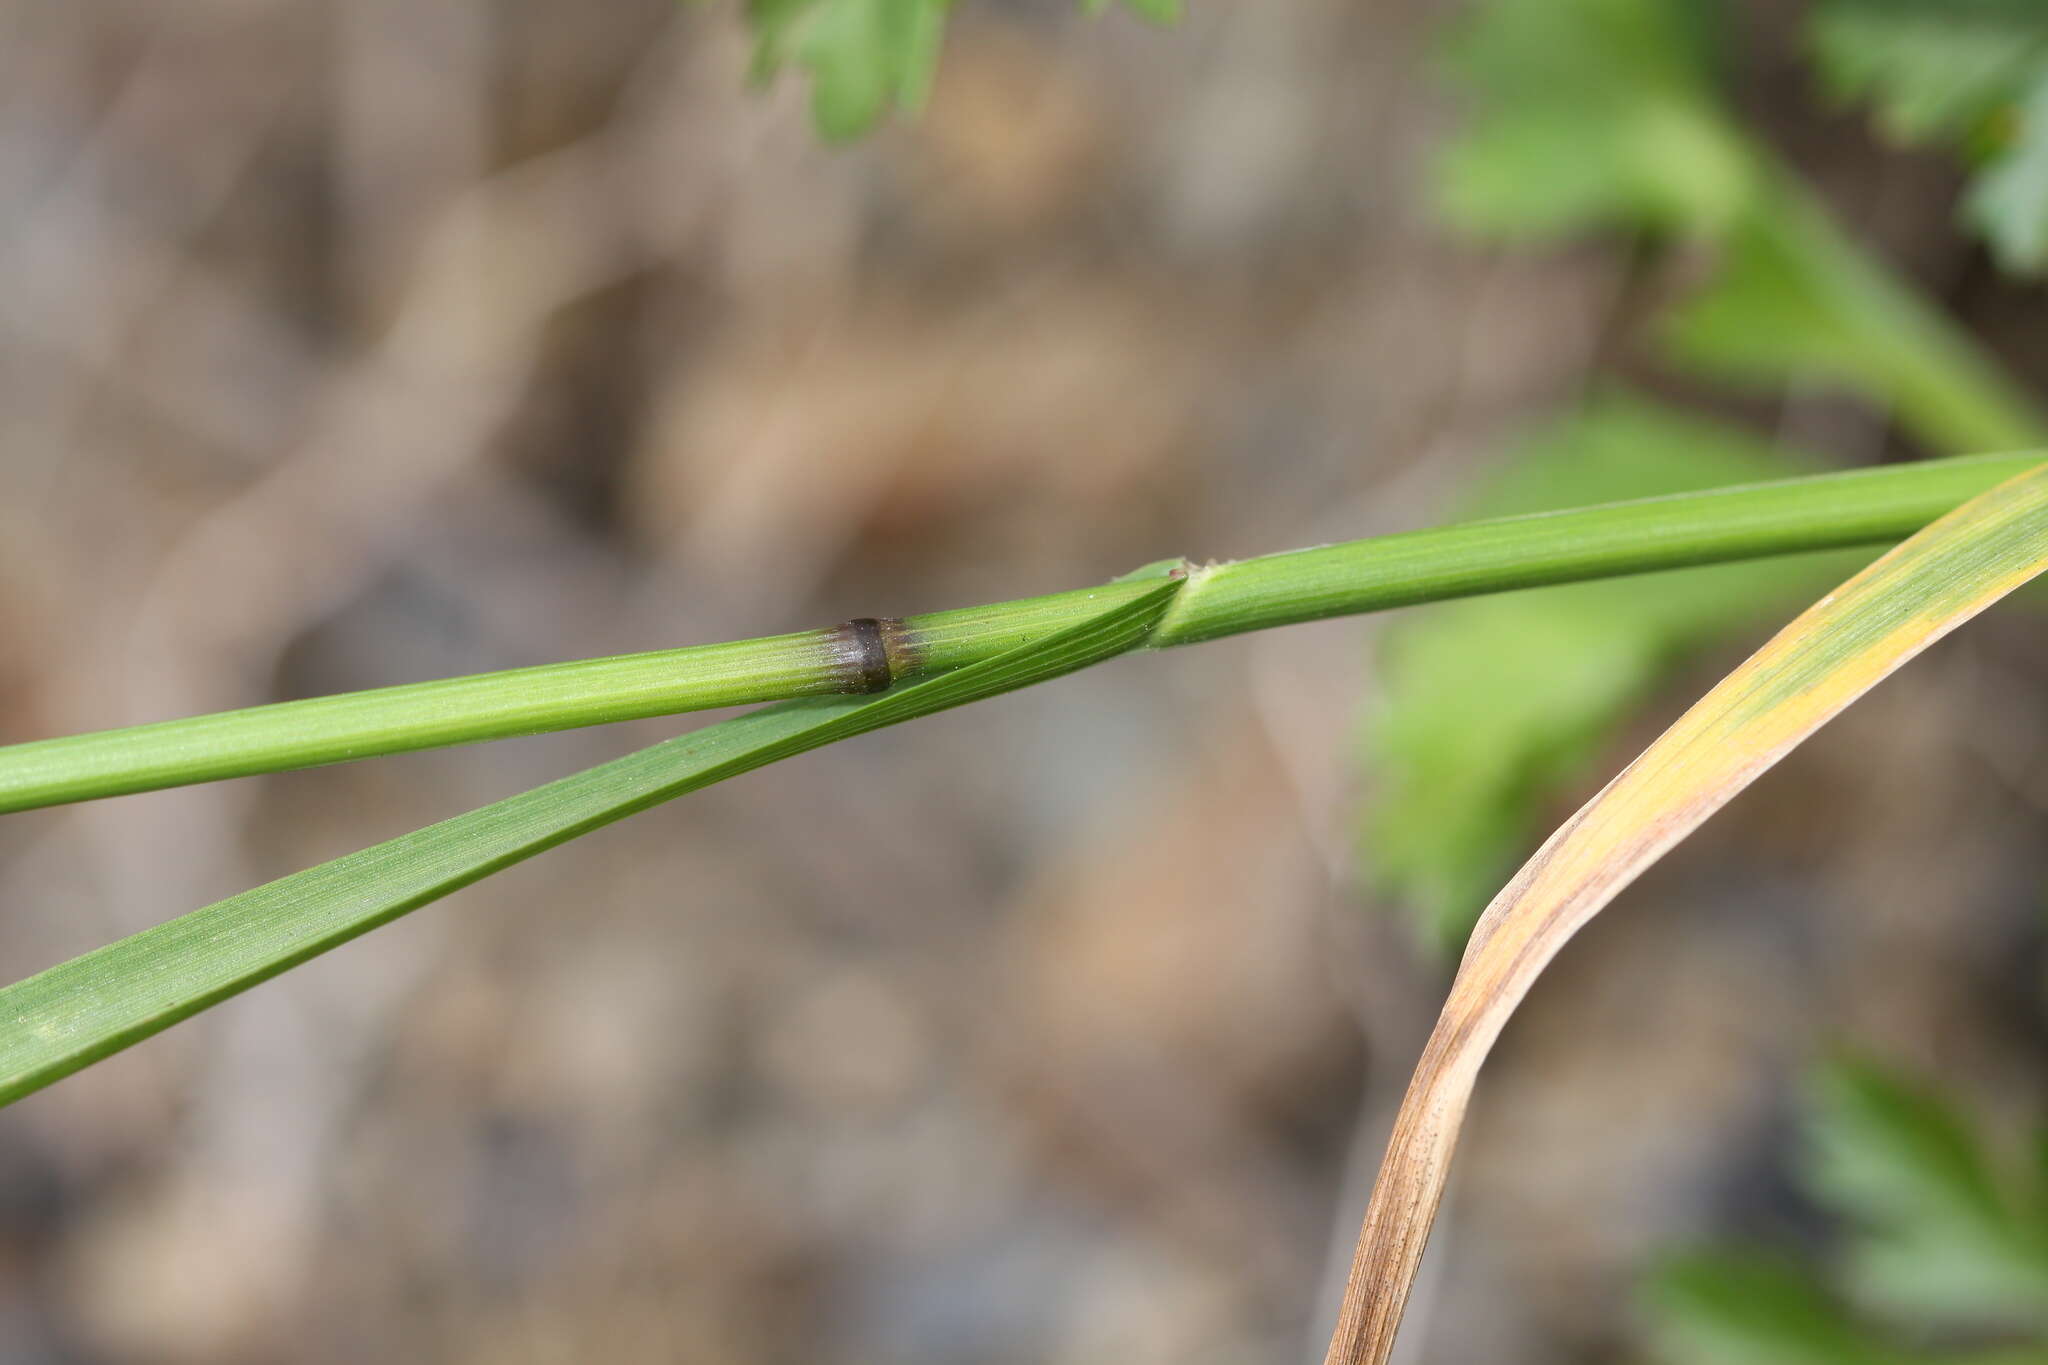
[1323,462,2048,1365]
[0,573,1182,1106]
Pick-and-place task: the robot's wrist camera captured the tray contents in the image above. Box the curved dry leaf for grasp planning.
[1323,461,2048,1365]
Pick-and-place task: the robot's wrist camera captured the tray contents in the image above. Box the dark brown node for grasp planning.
[824,616,918,694]
[873,615,924,680]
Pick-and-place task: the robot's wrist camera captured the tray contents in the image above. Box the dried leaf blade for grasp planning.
[1324,461,2048,1364]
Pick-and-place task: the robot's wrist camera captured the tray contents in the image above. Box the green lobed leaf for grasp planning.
[744,0,951,141]
[1437,0,2047,446]
[1965,74,2048,274]
[741,0,1179,140]
[1645,1060,2048,1362]
[1810,1060,2012,1243]
[1811,0,2048,142]
[1644,1253,1902,1365]
[1807,1060,2048,1331]
[0,572,1182,1106]
[1812,0,2048,275]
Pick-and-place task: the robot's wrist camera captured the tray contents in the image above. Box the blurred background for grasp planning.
[0,0,2044,1361]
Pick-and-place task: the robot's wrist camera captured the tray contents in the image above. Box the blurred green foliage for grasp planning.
[1363,397,1836,953]
[1432,0,1751,238]
[1646,1060,2048,1364]
[1362,0,2047,949]
[733,0,1180,141]
[1813,0,2048,274]
[743,0,950,141]
[1807,1063,2048,1330]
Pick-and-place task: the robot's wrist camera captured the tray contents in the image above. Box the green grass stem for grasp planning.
[0,450,2039,814]
[0,577,1182,1105]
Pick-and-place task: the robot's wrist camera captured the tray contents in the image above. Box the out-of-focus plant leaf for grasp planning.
[1811,1061,2010,1245]
[1812,0,2048,273]
[1662,211,1890,395]
[1807,1060,2048,1331]
[1437,0,2047,450]
[1362,394,1847,950]
[1432,0,1754,239]
[1966,76,2048,275]
[1080,0,1183,24]
[1394,0,2048,954]
[743,0,950,141]
[737,0,1178,141]
[1656,188,2044,456]
[1644,1061,2048,1365]
[1812,0,2048,141]
[1661,176,2047,453]
[1646,1254,1902,1365]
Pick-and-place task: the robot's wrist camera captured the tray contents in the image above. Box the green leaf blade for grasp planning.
[0,574,1182,1107]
